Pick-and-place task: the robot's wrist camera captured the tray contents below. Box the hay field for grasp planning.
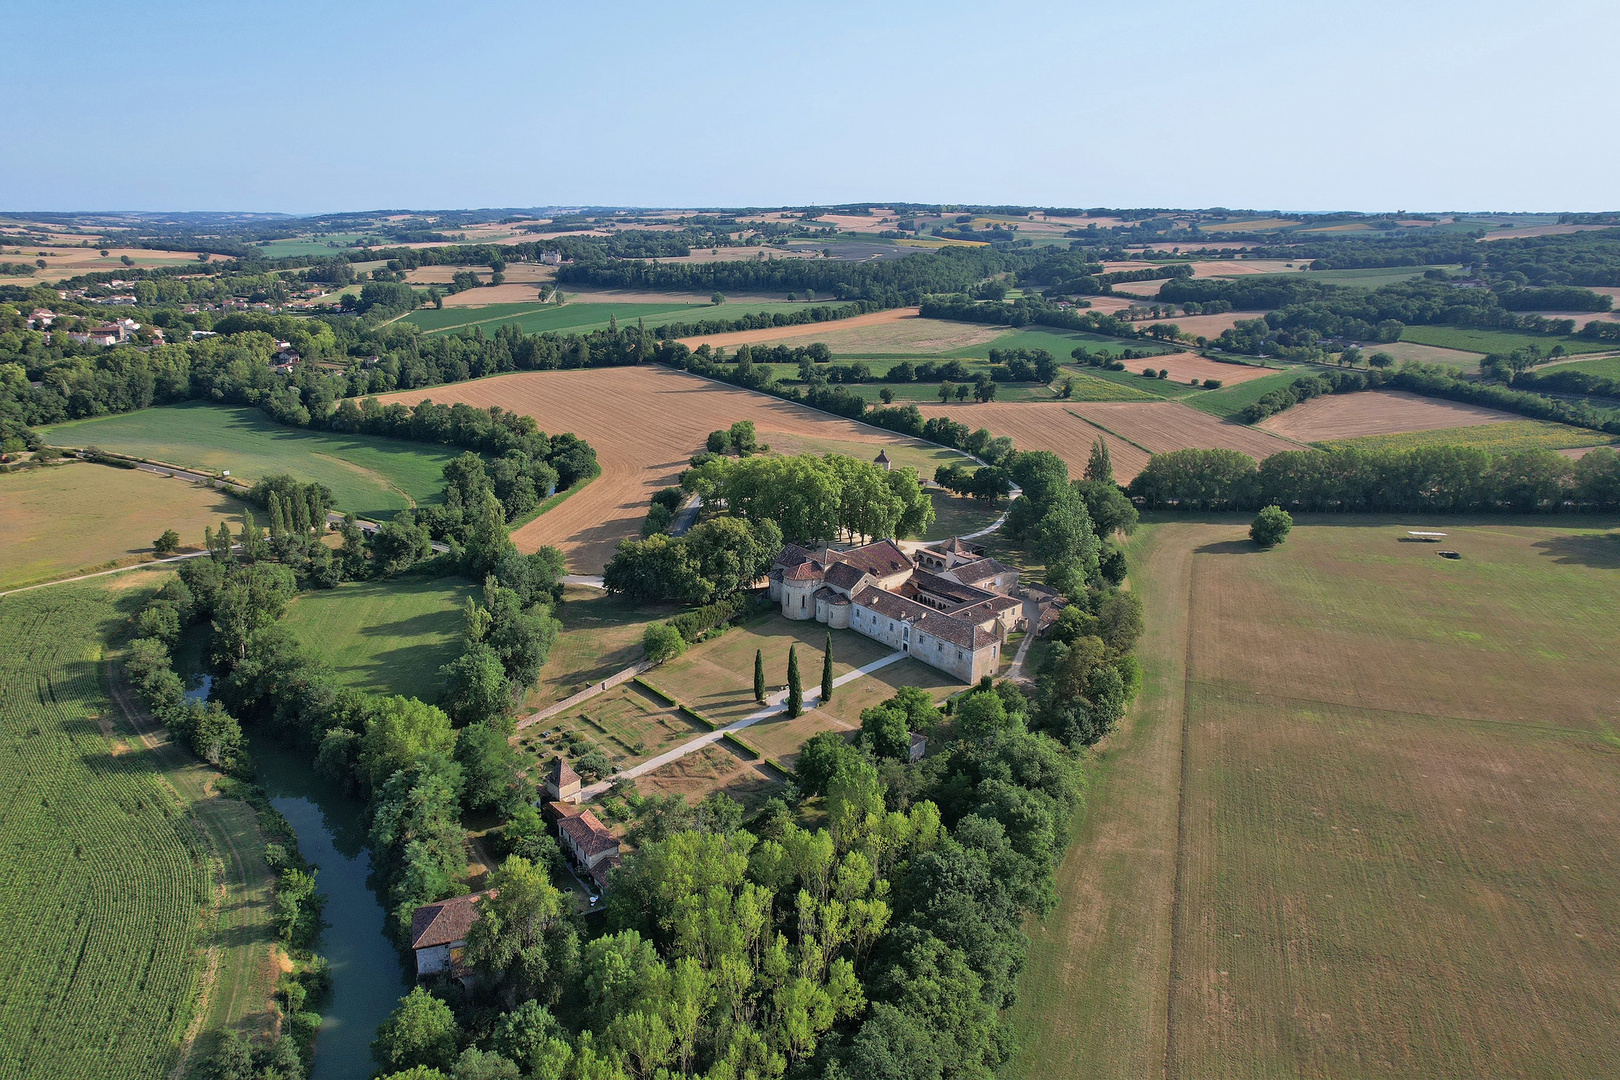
[1145,311,1266,338]
[677,309,1004,353]
[375,368,964,572]
[1361,340,1485,370]
[1258,389,1524,441]
[1332,420,1612,454]
[12,245,208,282]
[0,463,245,591]
[917,401,1294,481]
[1009,518,1620,1080]
[1121,351,1277,386]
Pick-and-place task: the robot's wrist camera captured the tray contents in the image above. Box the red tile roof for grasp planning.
[411,889,494,950]
[560,810,621,859]
[835,539,912,578]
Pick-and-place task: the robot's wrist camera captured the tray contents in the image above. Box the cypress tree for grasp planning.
[786,646,802,718]
[821,633,834,704]
[291,490,310,534]
[753,649,766,704]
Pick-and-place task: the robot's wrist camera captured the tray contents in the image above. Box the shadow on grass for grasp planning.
[1532,533,1620,569]
[1193,539,1260,556]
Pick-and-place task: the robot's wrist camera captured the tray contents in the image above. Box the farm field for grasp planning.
[402,300,806,337]
[0,584,231,1080]
[279,573,476,701]
[37,403,460,520]
[1363,340,1486,370]
[916,400,1296,482]
[375,367,971,572]
[678,309,999,353]
[1544,353,1620,380]
[1257,389,1525,441]
[1331,419,1614,454]
[1400,325,1608,356]
[1008,518,1620,1080]
[1106,350,1277,388]
[1187,368,1316,420]
[0,462,245,591]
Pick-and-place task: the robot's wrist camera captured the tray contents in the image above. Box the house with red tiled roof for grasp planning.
[410,889,494,979]
[558,809,622,893]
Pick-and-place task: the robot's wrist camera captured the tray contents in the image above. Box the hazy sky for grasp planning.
[4,0,1616,214]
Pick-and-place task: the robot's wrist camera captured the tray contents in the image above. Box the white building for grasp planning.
[767,538,1023,683]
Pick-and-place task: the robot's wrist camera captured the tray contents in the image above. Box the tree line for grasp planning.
[1129,444,1620,513]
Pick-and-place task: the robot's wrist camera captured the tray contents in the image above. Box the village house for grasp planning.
[768,537,1024,683]
[557,807,622,893]
[410,889,493,979]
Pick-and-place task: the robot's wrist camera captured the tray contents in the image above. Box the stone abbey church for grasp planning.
[767,537,1025,682]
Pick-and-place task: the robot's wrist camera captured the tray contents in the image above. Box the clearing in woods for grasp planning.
[375,367,975,573]
[37,402,461,521]
[278,573,477,701]
[0,462,248,591]
[1007,518,1620,1080]
[0,583,275,1080]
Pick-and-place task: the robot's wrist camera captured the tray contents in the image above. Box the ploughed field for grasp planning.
[375,367,972,573]
[1008,518,1620,1080]
[1258,388,1531,441]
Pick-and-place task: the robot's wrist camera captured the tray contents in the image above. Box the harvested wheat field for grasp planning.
[1258,389,1522,441]
[1153,311,1266,338]
[376,367,959,572]
[1127,351,1277,386]
[1009,519,1620,1080]
[918,401,1295,481]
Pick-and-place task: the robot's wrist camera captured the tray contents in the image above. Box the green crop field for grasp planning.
[1547,354,1620,380]
[1330,419,1613,454]
[954,326,1176,362]
[1186,367,1313,419]
[279,573,476,700]
[0,584,217,1080]
[1008,518,1620,1080]
[402,300,807,337]
[39,403,461,520]
[1400,325,1607,356]
[1059,363,1200,400]
[1298,265,1460,287]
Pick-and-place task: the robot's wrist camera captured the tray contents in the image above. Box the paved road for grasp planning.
[574,650,908,801]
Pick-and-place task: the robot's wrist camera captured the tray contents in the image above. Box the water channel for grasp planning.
[248,734,410,1080]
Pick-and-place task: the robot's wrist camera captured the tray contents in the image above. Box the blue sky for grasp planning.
[3,0,1616,214]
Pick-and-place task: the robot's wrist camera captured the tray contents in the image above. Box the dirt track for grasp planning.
[376,367,947,572]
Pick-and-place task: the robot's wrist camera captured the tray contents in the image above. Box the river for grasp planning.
[249,734,410,1080]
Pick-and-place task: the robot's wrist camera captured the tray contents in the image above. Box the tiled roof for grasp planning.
[932,537,986,557]
[560,810,621,858]
[874,450,891,463]
[773,543,820,570]
[908,569,996,607]
[823,561,869,592]
[952,595,1022,623]
[945,557,1016,587]
[852,586,988,650]
[411,889,494,950]
[782,561,824,582]
[836,539,912,578]
[548,756,579,787]
[814,586,851,605]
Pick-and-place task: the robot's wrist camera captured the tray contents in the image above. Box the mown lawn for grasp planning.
[279,572,476,700]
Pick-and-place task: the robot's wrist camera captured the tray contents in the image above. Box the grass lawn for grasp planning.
[1186,367,1312,419]
[1546,353,1620,380]
[1329,419,1613,453]
[1400,325,1608,356]
[1060,363,1200,400]
[921,490,1000,542]
[645,617,898,728]
[951,326,1176,362]
[38,403,462,520]
[0,462,248,591]
[522,586,677,712]
[279,573,476,700]
[1008,517,1620,1080]
[1299,266,1457,287]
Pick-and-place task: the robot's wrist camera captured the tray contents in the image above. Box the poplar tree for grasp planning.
[753,649,766,704]
[291,491,310,534]
[306,486,325,535]
[786,646,802,718]
[821,633,834,704]
[1085,436,1114,484]
[268,493,286,539]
